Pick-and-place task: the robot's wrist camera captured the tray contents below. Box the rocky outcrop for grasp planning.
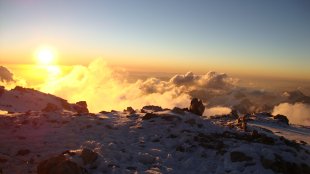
[37,155,86,174]
[141,105,163,113]
[37,148,98,174]
[124,107,136,114]
[273,114,289,125]
[261,154,310,174]
[189,98,205,116]
[73,101,89,114]
[80,148,98,165]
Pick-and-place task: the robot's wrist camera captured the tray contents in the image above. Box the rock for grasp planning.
[172,107,185,115]
[124,107,136,114]
[261,154,310,174]
[251,130,259,138]
[99,110,110,114]
[76,101,87,108]
[142,113,158,120]
[37,155,86,174]
[73,101,89,114]
[142,105,163,112]
[230,151,253,162]
[0,86,4,96]
[230,109,239,119]
[80,148,98,165]
[273,114,289,125]
[42,103,60,112]
[138,153,156,164]
[189,98,205,116]
[16,149,30,156]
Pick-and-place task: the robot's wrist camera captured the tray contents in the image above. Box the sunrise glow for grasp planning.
[36,47,55,65]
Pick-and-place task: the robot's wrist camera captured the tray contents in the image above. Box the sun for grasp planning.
[36,47,55,65]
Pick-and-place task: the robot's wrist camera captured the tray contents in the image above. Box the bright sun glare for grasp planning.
[37,48,55,65]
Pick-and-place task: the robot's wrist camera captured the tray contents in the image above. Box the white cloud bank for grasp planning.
[2,58,310,125]
[272,103,310,126]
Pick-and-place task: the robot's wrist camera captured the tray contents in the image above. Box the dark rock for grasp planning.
[142,113,158,120]
[172,107,185,115]
[279,136,301,151]
[73,101,89,114]
[0,86,4,96]
[60,100,72,111]
[16,149,30,156]
[230,151,253,162]
[124,107,136,114]
[261,154,310,174]
[42,103,60,112]
[126,166,137,171]
[259,112,273,117]
[76,101,87,108]
[80,148,98,165]
[13,86,28,93]
[194,133,226,153]
[251,130,259,138]
[37,155,86,174]
[99,110,110,114]
[273,114,289,125]
[142,105,163,112]
[230,109,239,118]
[176,145,185,152]
[189,98,205,116]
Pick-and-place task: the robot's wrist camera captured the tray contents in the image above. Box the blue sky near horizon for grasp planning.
[0,0,310,79]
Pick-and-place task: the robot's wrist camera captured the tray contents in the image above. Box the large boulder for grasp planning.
[273,114,289,125]
[37,155,86,174]
[80,148,98,165]
[73,101,89,114]
[141,105,163,113]
[124,107,136,114]
[189,98,205,116]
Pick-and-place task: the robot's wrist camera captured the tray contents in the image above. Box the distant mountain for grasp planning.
[282,90,310,104]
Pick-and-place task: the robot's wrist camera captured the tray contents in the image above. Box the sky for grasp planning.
[1,0,310,80]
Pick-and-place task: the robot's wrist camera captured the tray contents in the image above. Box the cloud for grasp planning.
[0,66,14,82]
[203,106,232,117]
[170,71,237,91]
[272,103,310,126]
[0,66,26,89]
[38,58,310,115]
[4,58,310,124]
[40,59,191,112]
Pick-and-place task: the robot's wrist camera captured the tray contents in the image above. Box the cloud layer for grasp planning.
[0,66,14,82]
[0,66,26,88]
[2,58,310,126]
[272,103,310,126]
[40,59,191,112]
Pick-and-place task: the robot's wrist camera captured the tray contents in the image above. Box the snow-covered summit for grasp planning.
[0,86,88,114]
[0,87,309,174]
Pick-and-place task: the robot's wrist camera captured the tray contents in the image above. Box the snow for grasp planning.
[0,88,310,174]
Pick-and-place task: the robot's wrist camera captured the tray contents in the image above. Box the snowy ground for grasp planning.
[0,87,309,174]
[0,108,309,174]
